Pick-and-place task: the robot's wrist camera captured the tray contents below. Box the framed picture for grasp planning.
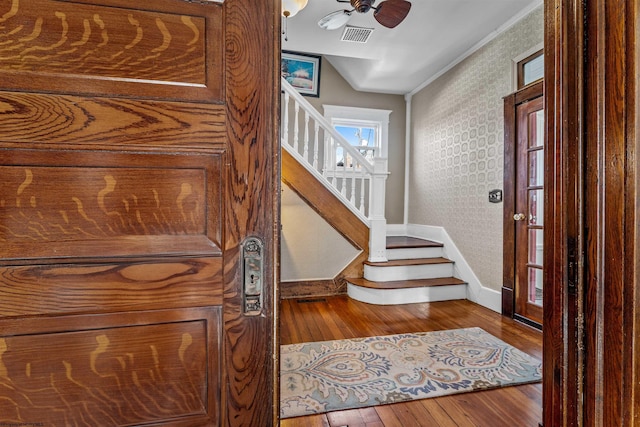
[281,51,321,97]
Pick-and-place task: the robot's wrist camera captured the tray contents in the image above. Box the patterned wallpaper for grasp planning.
[409,6,543,291]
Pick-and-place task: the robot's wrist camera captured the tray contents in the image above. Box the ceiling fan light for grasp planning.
[318,10,353,30]
[282,0,309,18]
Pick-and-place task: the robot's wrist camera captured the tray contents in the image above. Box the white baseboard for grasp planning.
[388,224,501,313]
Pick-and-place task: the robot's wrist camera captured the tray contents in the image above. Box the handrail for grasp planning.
[281,78,374,175]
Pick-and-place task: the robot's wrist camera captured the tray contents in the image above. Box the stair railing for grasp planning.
[281,77,388,262]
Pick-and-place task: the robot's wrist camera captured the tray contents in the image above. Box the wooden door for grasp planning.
[0,0,279,426]
[502,81,543,327]
[514,95,544,326]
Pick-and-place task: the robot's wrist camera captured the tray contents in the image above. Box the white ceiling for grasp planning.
[282,0,542,94]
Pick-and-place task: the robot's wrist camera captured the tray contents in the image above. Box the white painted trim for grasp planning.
[364,262,454,282]
[347,282,466,305]
[322,104,392,158]
[403,93,412,225]
[386,223,408,236]
[408,0,543,96]
[403,224,502,313]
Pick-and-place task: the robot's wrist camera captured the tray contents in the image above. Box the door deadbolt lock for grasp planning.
[242,236,264,316]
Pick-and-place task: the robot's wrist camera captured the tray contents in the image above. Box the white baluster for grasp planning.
[350,160,356,205]
[341,158,347,197]
[329,136,336,188]
[323,133,330,172]
[360,168,366,215]
[293,102,300,152]
[303,112,310,162]
[283,92,290,147]
[313,122,319,170]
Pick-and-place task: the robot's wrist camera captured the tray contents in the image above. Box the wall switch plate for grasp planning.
[489,189,503,203]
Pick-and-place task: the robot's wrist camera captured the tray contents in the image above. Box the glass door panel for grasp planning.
[514,95,544,325]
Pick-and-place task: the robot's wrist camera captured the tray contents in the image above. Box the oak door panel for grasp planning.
[0,149,223,254]
[0,257,222,317]
[0,92,227,150]
[0,0,223,101]
[0,308,220,426]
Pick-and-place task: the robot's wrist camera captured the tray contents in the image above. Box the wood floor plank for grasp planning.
[326,407,383,426]
[416,398,462,427]
[279,295,543,426]
[280,414,330,427]
[377,400,453,427]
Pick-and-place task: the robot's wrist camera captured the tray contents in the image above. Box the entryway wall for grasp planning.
[281,186,359,281]
[407,4,543,294]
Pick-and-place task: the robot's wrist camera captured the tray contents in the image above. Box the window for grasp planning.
[512,44,544,90]
[334,124,376,167]
[322,105,391,170]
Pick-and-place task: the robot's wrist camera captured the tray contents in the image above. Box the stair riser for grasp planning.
[347,283,467,305]
[364,263,454,282]
[386,247,443,260]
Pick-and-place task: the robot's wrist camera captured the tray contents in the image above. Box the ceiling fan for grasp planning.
[318,0,412,31]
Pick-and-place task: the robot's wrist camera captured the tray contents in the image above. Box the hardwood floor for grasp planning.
[280,296,542,427]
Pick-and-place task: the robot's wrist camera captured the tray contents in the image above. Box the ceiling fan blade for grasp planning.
[318,9,353,30]
[373,0,411,28]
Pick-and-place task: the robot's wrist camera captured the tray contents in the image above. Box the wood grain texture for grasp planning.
[0,149,224,249]
[543,0,584,424]
[0,0,223,101]
[222,0,279,425]
[0,92,226,150]
[0,257,222,316]
[0,165,207,241]
[544,0,640,425]
[0,0,253,424]
[280,297,542,426]
[502,91,517,318]
[0,149,223,262]
[348,277,466,290]
[583,0,639,425]
[0,307,221,426]
[280,280,346,299]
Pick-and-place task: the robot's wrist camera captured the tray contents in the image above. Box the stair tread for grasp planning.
[349,277,466,290]
[364,257,453,267]
[386,236,443,249]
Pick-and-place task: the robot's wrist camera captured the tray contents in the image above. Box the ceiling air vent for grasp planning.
[341,25,374,43]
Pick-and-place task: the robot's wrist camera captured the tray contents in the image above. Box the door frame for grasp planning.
[502,80,543,327]
[543,0,640,424]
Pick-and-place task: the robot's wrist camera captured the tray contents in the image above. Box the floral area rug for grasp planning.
[280,327,542,419]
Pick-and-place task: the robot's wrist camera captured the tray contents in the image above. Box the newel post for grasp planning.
[368,157,388,262]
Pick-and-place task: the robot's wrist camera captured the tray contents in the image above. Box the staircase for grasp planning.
[281,78,468,304]
[347,236,467,305]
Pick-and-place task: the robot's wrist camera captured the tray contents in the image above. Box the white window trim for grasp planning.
[323,105,392,159]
